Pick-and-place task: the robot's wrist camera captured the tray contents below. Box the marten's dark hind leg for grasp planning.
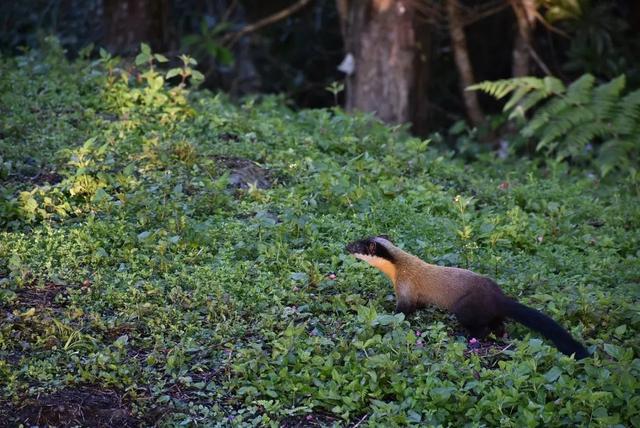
[489,318,506,337]
[451,292,493,338]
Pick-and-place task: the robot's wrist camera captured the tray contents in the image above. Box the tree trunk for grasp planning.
[103,0,169,55]
[445,0,484,127]
[510,0,536,77]
[337,0,429,127]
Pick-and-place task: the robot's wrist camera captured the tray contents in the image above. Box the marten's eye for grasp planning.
[368,242,376,255]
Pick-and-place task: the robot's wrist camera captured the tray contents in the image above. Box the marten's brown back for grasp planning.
[397,255,503,310]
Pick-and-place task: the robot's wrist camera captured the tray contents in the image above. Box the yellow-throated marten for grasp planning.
[346,236,589,359]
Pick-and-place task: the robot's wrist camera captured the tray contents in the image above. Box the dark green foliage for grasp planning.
[471,74,640,176]
[181,19,234,67]
[1,46,639,426]
[540,0,640,84]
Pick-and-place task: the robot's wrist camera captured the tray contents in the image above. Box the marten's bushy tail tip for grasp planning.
[503,299,589,359]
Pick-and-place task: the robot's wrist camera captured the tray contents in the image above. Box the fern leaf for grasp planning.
[468,77,548,99]
[592,75,626,119]
[542,76,566,96]
[467,80,515,99]
[611,89,640,134]
[523,97,572,137]
[536,116,575,150]
[504,86,532,112]
[569,122,608,149]
[565,74,595,105]
[476,73,637,175]
[523,111,551,138]
[509,90,550,119]
[598,138,634,176]
[619,89,640,118]
[542,97,571,116]
[567,107,596,126]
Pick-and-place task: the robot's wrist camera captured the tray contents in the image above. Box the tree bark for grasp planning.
[510,0,536,77]
[445,0,484,126]
[337,0,429,127]
[103,0,169,55]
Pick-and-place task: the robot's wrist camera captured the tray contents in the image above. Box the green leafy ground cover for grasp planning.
[1,44,639,427]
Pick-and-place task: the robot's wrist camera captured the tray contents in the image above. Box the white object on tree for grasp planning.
[338,53,355,75]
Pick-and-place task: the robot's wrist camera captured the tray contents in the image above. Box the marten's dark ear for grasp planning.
[368,241,376,255]
[372,239,394,261]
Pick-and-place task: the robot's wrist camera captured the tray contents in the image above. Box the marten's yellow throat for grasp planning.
[346,235,589,359]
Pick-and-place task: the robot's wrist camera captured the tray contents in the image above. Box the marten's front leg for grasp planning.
[395,299,417,315]
[394,282,417,315]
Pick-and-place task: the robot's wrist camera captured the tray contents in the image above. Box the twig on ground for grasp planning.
[352,413,369,428]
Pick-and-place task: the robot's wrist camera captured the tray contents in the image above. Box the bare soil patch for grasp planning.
[7,167,63,186]
[14,279,68,309]
[280,411,342,427]
[218,132,240,142]
[215,156,273,189]
[28,169,64,186]
[10,386,138,427]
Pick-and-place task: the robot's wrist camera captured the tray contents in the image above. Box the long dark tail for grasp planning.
[503,299,589,359]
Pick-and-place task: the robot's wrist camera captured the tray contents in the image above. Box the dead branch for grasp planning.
[532,9,570,38]
[446,0,485,126]
[221,0,239,23]
[224,0,314,45]
[527,44,553,75]
[461,1,510,27]
[413,0,511,30]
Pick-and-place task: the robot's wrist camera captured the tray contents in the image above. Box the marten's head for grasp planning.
[346,236,395,260]
[346,236,398,282]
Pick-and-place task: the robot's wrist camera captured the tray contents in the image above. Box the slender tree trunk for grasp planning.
[411,17,432,136]
[337,0,429,126]
[103,0,169,54]
[445,0,484,126]
[510,0,536,77]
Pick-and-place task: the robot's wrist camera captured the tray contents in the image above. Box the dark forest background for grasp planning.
[2,0,639,135]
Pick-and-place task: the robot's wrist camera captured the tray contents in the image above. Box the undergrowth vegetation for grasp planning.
[1,42,639,426]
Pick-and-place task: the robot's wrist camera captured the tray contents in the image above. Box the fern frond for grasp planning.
[611,89,640,134]
[522,111,550,137]
[565,74,595,105]
[619,89,640,118]
[567,107,596,126]
[524,96,576,135]
[504,86,531,111]
[569,122,609,149]
[536,116,575,150]
[598,139,635,176]
[468,79,523,99]
[474,73,638,175]
[592,75,626,119]
[542,97,572,116]
[469,76,562,100]
[542,76,566,96]
[508,90,549,119]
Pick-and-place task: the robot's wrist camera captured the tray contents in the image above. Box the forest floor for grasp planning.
[0,45,639,426]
